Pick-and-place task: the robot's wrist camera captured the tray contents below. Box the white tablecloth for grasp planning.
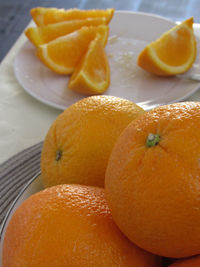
[0,22,61,164]
[0,22,200,164]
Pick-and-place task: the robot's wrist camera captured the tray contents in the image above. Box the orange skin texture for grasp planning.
[41,95,144,188]
[31,7,115,26]
[105,102,200,258]
[36,25,109,75]
[169,255,200,266]
[2,184,161,267]
[25,17,107,46]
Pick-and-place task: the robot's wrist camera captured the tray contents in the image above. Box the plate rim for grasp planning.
[0,171,41,242]
[14,10,184,111]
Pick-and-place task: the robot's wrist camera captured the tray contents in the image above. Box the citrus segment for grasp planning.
[31,7,114,26]
[25,17,107,46]
[3,184,161,266]
[68,34,110,95]
[36,25,108,74]
[137,17,196,76]
[105,101,200,258]
[41,95,144,188]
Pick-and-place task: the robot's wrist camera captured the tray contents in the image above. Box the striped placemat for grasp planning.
[0,142,174,266]
[0,142,43,226]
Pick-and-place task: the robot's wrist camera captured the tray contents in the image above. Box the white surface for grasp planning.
[0,22,61,164]
[14,11,200,111]
[1,15,200,164]
[0,174,43,266]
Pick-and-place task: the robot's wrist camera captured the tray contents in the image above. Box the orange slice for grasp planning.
[31,7,114,26]
[68,34,110,95]
[137,17,197,76]
[36,25,109,74]
[25,17,107,46]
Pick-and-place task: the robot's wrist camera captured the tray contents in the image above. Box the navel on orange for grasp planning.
[36,25,108,74]
[3,184,161,266]
[31,7,114,26]
[137,17,196,76]
[68,34,110,95]
[25,17,106,46]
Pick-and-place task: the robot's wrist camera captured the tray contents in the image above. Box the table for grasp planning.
[1,1,200,227]
[1,18,200,164]
[1,4,200,265]
[2,0,200,62]
[0,22,61,164]
[1,0,200,164]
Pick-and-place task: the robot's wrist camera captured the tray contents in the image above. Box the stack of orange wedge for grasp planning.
[25,7,114,95]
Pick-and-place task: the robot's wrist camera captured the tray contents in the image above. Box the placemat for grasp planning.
[0,142,177,266]
[0,142,43,226]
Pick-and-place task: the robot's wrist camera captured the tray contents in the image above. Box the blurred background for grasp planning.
[0,0,199,62]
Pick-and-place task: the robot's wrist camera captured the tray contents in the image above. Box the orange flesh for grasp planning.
[154,27,193,66]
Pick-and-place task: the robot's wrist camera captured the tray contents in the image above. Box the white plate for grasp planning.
[14,11,200,111]
[0,173,43,266]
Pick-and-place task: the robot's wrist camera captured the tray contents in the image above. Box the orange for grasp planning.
[41,95,144,188]
[3,184,161,267]
[25,17,107,46]
[36,25,108,74]
[105,102,200,258]
[31,7,114,26]
[137,17,196,76]
[68,33,110,95]
[168,256,200,266]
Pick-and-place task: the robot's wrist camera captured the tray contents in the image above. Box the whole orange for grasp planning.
[41,95,144,188]
[105,102,200,258]
[3,184,161,267]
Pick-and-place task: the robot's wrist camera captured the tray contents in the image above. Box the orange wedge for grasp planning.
[137,17,197,76]
[37,25,109,74]
[31,7,114,26]
[68,34,110,95]
[25,17,107,46]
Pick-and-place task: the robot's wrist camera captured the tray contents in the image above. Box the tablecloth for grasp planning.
[0,21,60,164]
[1,21,200,228]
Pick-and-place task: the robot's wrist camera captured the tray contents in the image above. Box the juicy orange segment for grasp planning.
[31,7,114,26]
[137,17,197,76]
[36,25,109,74]
[68,34,110,95]
[25,17,107,46]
